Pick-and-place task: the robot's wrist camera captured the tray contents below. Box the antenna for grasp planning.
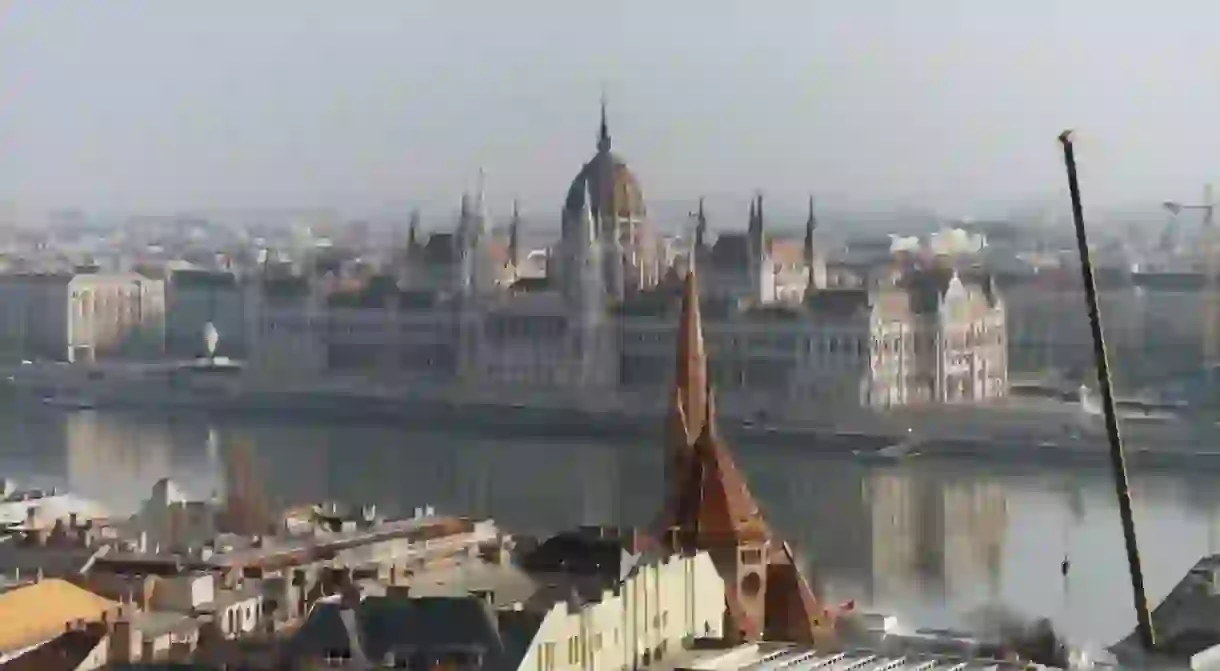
[1059,130,1154,651]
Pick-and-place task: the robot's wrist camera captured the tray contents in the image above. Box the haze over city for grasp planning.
[3,1,1220,221]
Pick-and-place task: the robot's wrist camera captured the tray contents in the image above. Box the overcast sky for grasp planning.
[1,1,1218,219]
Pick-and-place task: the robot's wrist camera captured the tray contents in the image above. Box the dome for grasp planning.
[564,154,646,222]
[562,102,646,236]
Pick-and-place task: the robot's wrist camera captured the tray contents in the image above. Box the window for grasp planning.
[537,642,556,671]
[324,649,352,665]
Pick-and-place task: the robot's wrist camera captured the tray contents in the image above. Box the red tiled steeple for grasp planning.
[658,270,835,645]
[661,270,709,528]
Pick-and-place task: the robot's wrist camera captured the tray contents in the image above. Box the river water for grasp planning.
[0,404,1215,649]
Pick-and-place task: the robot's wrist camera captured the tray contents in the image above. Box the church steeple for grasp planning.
[670,270,709,446]
[803,196,817,267]
[657,268,837,646]
[597,94,612,154]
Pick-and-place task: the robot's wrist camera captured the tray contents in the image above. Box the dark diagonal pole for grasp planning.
[1058,130,1155,650]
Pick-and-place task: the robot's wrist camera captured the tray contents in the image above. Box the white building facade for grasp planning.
[0,271,165,364]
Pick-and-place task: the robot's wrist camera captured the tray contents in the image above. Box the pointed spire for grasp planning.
[407,210,420,251]
[457,192,472,249]
[695,197,708,249]
[597,92,612,154]
[508,199,521,268]
[673,270,709,444]
[804,196,817,266]
[748,192,765,263]
[476,168,490,237]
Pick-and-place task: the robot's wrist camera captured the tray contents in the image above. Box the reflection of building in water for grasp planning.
[450,440,620,534]
[63,412,174,513]
[769,460,1008,605]
[869,467,1007,602]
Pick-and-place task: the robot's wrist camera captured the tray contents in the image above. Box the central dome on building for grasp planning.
[562,102,646,237]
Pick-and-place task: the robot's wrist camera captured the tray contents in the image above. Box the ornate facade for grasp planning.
[245,107,1009,417]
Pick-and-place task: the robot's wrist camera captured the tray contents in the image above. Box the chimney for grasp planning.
[387,584,411,599]
[69,512,79,529]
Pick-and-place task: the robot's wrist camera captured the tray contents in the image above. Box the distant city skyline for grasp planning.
[3,2,1220,218]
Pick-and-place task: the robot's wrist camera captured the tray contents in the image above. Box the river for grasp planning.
[0,403,1215,649]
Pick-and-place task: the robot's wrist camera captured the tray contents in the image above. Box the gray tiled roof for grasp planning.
[288,594,530,671]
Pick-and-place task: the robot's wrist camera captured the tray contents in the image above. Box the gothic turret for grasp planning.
[804,196,817,268]
[407,210,421,255]
[695,197,708,251]
[804,196,820,295]
[457,193,474,293]
[508,199,522,271]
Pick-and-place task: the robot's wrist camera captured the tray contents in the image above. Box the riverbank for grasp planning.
[26,392,1220,475]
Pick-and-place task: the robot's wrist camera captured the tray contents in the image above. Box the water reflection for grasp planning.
[4,408,1220,645]
[64,411,178,511]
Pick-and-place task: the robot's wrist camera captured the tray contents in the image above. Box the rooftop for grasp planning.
[0,623,106,671]
[655,642,1049,671]
[0,579,118,653]
[1111,553,1220,665]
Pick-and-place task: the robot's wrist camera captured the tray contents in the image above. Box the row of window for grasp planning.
[538,613,675,671]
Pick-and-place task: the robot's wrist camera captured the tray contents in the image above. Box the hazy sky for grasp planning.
[2,1,1219,219]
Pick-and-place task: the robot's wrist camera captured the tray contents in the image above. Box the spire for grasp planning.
[748,192,765,263]
[804,196,817,266]
[508,199,521,268]
[476,168,490,238]
[672,270,709,445]
[597,93,612,154]
[695,197,708,249]
[457,193,474,293]
[407,210,420,251]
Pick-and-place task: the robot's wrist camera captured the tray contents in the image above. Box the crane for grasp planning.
[1163,184,1220,367]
